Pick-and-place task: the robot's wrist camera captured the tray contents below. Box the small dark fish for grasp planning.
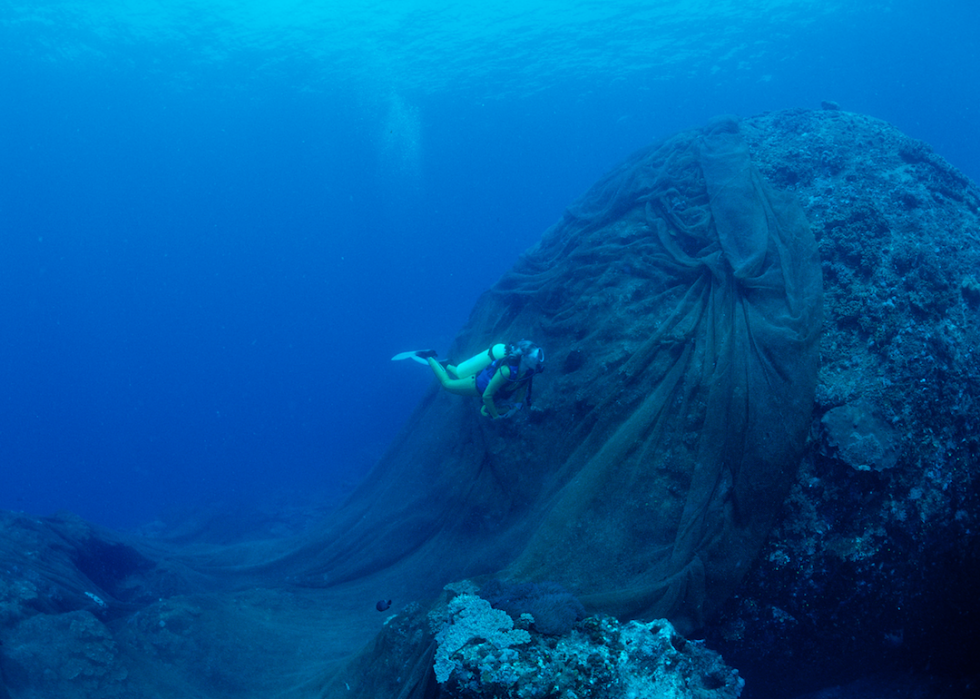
[376,599,392,612]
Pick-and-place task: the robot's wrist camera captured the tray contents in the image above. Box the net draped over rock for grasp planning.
[281,116,822,631]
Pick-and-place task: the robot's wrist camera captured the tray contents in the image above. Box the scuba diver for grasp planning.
[393,340,544,419]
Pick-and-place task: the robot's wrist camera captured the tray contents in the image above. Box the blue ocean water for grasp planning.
[0,0,977,529]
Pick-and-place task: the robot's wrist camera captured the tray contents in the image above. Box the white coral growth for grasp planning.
[433,593,531,683]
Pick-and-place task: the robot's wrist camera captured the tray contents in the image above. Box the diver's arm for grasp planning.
[510,381,529,406]
[481,367,510,419]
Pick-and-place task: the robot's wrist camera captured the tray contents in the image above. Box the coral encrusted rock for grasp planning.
[429,591,742,699]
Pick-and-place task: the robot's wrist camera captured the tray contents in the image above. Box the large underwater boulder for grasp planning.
[705,107,980,697]
[288,115,823,637]
[306,107,980,697]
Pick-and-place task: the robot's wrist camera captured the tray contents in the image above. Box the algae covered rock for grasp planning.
[2,610,128,698]
[428,586,742,699]
[707,107,980,696]
[479,579,586,636]
[820,400,900,472]
[324,582,742,699]
[0,578,39,629]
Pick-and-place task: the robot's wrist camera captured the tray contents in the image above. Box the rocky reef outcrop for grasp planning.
[321,581,743,699]
[706,107,980,697]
